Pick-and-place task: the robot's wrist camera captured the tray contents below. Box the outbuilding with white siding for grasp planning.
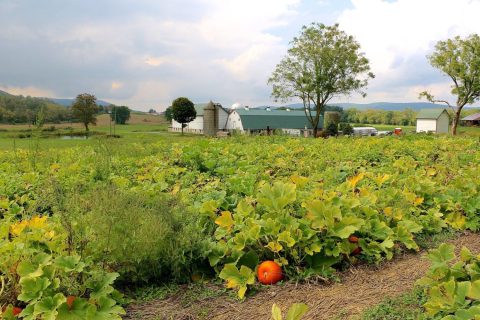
[416,109,450,134]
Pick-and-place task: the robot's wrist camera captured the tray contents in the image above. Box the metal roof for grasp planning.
[416,108,449,119]
[235,109,323,130]
[462,112,480,121]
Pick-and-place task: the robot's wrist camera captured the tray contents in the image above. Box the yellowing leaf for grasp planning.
[384,207,393,216]
[290,175,309,188]
[374,174,391,186]
[266,241,283,253]
[29,215,47,229]
[426,168,437,177]
[347,173,365,189]
[10,220,28,236]
[45,231,55,239]
[171,184,181,195]
[414,197,424,206]
[219,264,255,299]
[445,212,466,230]
[215,211,234,232]
[274,257,289,266]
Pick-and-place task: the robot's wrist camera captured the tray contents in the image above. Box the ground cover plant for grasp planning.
[0,133,479,318]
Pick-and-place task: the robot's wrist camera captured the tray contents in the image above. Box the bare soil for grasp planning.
[125,232,480,320]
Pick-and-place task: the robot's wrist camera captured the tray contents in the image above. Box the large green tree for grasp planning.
[268,23,374,137]
[72,93,99,132]
[420,34,480,135]
[172,97,196,135]
[110,105,131,124]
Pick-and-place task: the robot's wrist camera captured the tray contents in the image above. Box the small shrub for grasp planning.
[339,123,354,135]
[325,122,338,137]
[60,187,207,285]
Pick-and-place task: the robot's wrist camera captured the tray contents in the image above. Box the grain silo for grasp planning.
[203,101,218,136]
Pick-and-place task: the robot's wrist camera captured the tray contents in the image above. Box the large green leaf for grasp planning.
[257,182,296,212]
[219,264,255,299]
[286,303,309,320]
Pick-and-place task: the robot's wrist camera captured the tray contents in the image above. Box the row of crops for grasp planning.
[1,135,479,318]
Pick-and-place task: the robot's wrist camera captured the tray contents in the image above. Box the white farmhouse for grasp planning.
[416,109,450,134]
[170,102,229,134]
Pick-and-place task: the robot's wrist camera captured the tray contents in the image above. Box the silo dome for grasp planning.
[231,102,242,110]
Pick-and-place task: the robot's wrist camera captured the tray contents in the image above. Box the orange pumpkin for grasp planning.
[257,261,283,285]
[12,307,22,316]
[348,235,359,243]
[66,296,76,309]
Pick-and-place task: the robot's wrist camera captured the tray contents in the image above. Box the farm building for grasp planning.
[462,112,480,126]
[170,102,229,134]
[416,109,450,134]
[171,104,324,136]
[226,107,322,136]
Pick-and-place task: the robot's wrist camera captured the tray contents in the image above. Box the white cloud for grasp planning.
[337,0,480,102]
[111,82,123,90]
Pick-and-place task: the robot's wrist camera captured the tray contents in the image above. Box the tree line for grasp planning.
[0,93,131,128]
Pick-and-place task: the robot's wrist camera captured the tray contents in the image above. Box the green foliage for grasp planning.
[164,106,173,122]
[272,303,309,320]
[339,123,354,135]
[50,185,206,285]
[72,93,99,132]
[420,33,480,135]
[110,106,131,124]
[172,97,196,134]
[268,23,374,135]
[358,288,426,320]
[218,264,255,299]
[0,214,124,319]
[0,132,479,308]
[325,122,338,137]
[343,108,418,126]
[417,243,480,318]
[0,94,71,124]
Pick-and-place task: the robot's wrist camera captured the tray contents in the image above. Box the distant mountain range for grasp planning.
[0,90,112,107]
[280,102,451,111]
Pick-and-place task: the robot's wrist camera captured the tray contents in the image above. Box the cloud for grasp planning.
[337,0,480,104]
[0,0,302,110]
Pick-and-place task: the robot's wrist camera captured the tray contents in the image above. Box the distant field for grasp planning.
[0,113,168,131]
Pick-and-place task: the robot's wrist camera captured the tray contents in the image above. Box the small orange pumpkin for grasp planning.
[12,307,22,316]
[348,235,359,243]
[66,296,76,309]
[257,261,283,285]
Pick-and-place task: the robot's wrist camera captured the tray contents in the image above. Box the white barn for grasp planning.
[416,109,450,134]
[170,103,229,134]
[171,104,324,136]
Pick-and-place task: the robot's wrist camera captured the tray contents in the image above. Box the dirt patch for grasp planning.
[125,232,480,320]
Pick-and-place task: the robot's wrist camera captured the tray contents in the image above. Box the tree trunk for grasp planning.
[451,109,462,135]
[181,124,184,135]
[85,123,89,132]
[313,126,318,138]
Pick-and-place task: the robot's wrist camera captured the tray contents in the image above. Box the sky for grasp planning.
[1,0,479,111]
